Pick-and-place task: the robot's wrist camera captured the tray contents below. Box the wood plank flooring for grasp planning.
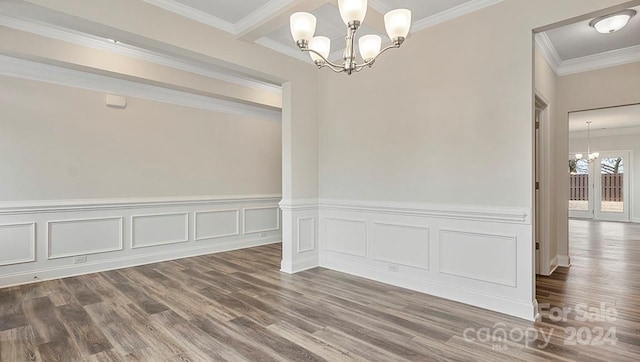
[1,219,639,361]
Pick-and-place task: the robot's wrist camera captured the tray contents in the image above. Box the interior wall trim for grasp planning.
[319,199,530,224]
[0,55,282,122]
[0,194,282,215]
[407,0,505,33]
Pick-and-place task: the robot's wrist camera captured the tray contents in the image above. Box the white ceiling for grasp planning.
[370,0,472,20]
[173,0,273,24]
[537,5,640,75]
[569,104,640,132]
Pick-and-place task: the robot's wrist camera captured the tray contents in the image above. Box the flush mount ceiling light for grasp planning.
[589,9,636,33]
[289,0,411,75]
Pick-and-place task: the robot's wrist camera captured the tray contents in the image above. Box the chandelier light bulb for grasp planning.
[385,9,412,41]
[290,12,317,43]
[309,36,331,63]
[575,154,583,160]
[589,10,636,33]
[359,34,381,61]
[338,0,368,25]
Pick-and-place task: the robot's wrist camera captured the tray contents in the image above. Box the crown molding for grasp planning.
[535,32,640,76]
[411,0,505,33]
[141,0,236,33]
[558,45,640,76]
[236,0,296,34]
[0,55,281,121]
[570,126,640,139]
[255,37,311,63]
[0,14,281,94]
[534,33,562,72]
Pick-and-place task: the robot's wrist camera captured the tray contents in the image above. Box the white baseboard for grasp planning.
[632,217,640,224]
[0,238,280,289]
[557,255,571,267]
[548,255,559,275]
[281,256,319,274]
[321,256,536,321]
[0,195,282,288]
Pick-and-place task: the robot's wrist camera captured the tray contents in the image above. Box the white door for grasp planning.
[594,151,630,222]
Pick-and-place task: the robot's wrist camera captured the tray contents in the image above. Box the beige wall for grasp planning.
[319,0,632,206]
[0,76,282,200]
[556,61,640,256]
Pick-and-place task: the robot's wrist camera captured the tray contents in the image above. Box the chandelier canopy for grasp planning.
[289,0,411,75]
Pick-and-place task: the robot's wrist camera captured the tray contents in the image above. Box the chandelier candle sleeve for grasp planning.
[290,12,317,43]
[338,0,368,25]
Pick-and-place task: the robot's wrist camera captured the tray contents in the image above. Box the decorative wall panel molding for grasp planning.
[325,218,367,258]
[194,209,240,241]
[0,195,281,288]
[244,207,280,233]
[47,217,124,259]
[297,217,315,253]
[132,212,189,249]
[373,223,430,270]
[0,223,36,266]
[439,229,517,287]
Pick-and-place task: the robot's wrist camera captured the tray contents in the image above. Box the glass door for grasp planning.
[594,151,630,222]
[569,157,593,219]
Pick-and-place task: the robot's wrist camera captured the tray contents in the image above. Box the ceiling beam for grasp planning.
[237,0,329,43]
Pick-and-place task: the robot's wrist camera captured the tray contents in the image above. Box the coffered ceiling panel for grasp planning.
[173,0,273,23]
[371,0,472,20]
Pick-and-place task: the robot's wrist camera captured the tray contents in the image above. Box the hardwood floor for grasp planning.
[1,219,639,361]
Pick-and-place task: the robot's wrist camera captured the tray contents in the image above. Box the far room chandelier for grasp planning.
[589,9,636,33]
[575,121,599,162]
[289,0,411,75]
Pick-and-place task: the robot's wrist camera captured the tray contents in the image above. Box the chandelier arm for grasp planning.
[353,43,402,71]
[301,48,344,70]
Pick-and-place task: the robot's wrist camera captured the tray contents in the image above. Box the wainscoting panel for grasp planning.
[318,199,535,321]
[0,223,35,266]
[439,229,517,287]
[132,213,189,249]
[244,207,279,234]
[48,217,123,259]
[195,209,239,241]
[325,218,367,258]
[0,195,281,288]
[297,217,315,253]
[373,223,430,270]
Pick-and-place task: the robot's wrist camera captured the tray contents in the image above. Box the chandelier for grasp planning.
[575,121,599,162]
[289,0,411,75]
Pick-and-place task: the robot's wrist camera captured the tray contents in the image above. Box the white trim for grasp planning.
[236,0,295,34]
[243,206,281,234]
[549,255,559,275]
[297,217,316,253]
[131,212,190,249]
[194,209,241,241]
[141,0,236,33]
[557,255,571,267]
[47,217,124,259]
[0,56,281,122]
[570,126,640,139]
[411,0,505,33]
[280,255,319,274]
[255,37,311,63]
[319,199,530,224]
[535,32,640,76]
[1,238,280,289]
[534,33,562,73]
[320,256,536,321]
[632,217,640,223]
[0,15,282,95]
[0,223,36,266]
[0,194,281,215]
[279,199,319,211]
[558,45,640,76]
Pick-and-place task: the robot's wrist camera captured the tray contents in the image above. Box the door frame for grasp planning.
[593,150,632,222]
[534,93,552,276]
